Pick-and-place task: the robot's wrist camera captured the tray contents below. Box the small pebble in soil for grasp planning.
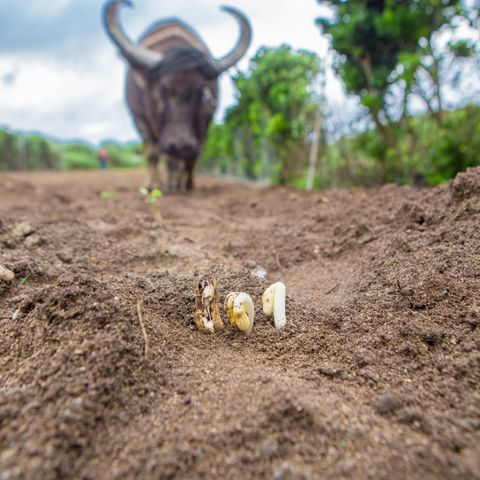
[317,363,344,378]
[12,222,35,239]
[373,394,402,414]
[245,260,256,269]
[0,265,15,282]
[253,268,268,279]
[24,234,44,248]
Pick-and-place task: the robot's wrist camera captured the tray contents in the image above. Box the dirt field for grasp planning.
[0,167,479,480]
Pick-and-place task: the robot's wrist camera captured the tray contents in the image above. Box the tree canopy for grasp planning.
[316,0,471,125]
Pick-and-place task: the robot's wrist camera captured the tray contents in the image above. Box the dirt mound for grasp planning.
[449,166,480,202]
[1,168,479,479]
[1,274,153,478]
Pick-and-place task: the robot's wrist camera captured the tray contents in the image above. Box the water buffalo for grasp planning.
[103,0,251,191]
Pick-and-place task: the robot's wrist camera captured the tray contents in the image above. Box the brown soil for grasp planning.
[0,167,479,480]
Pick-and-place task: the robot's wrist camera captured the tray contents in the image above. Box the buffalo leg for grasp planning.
[167,157,184,192]
[186,159,195,191]
[145,144,161,191]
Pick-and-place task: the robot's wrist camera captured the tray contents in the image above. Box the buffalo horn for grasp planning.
[103,1,251,77]
[212,6,252,75]
[103,0,164,71]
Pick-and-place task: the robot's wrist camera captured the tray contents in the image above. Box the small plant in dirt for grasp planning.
[139,187,162,218]
[100,191,117,199]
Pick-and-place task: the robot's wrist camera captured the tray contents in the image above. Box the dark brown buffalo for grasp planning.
[103,0,251,191]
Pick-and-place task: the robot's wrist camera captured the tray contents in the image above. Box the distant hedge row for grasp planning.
[0,130,144,171]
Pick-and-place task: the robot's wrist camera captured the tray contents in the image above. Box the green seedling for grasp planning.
[100,191,117,199]
[139,187,162,218]
[20,274,30,285]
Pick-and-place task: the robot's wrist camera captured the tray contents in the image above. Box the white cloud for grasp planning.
[0,54,136,143]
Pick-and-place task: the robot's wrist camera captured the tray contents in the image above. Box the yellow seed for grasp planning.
[235,313,250,332]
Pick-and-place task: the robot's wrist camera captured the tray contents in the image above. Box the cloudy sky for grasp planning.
[0,0,339,144]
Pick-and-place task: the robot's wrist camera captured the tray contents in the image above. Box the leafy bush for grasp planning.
[102,142,144,169]
[61,144,97,170]
[0,130,61,171]
[317,105,480,187]
[424,106,480,185]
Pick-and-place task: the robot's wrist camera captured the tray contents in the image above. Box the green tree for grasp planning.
[204,45,322,185]
[202,123,235,175]
[316,0,474,171]
[317,0,466,141]
[0,131,17,171]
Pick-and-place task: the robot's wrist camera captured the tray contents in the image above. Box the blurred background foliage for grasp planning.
[1,0,479,188]
[203,45,322,185]
[0,130,143,171]
[203,0,479,187]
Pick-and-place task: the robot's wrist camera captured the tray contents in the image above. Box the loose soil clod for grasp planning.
[0,264,15,283]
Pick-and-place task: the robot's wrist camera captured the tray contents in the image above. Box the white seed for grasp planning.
[262,282,286,329]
